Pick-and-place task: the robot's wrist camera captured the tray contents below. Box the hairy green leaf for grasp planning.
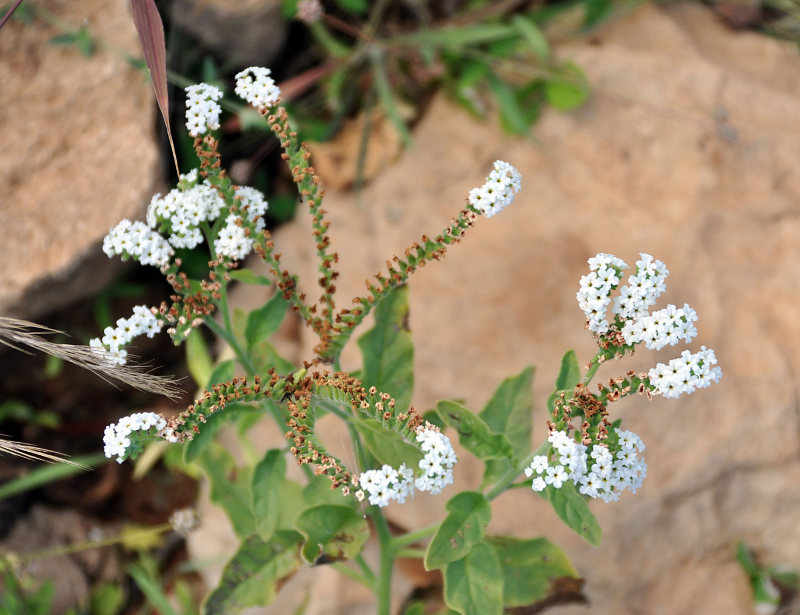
[443,542,503,615]
[196,445,256,539]
[185,329,214,388]
[202,531,302,614]
[487,536,579,607]
[539,482,601,546]
[436,401,514,462]
[351,417,423,470]
[245,293,288,351]
[425,491,491,571]
[547,350,581,414]
[479,366,535,456]
[294,505,369,564]
[251,449,286,541]
[357,285,414,410]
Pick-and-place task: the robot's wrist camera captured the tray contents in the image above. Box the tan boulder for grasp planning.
[0,0,159,318]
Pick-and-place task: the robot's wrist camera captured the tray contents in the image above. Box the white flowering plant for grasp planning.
[89,64,721,615]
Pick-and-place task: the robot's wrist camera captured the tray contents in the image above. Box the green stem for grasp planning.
[395,548,426,559]
[18,524,171,563]
[583,351,604,386]
[203,316,257,376]
[354,553,376,586]
[308,20,351,58]
[371,507,394,615]
[484,440,551,501]
[390,523,437,550]
[484,455,532,501]
[331,562,373,589]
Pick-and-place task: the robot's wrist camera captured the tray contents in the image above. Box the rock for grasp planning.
[192,3,800,613]
[168,0,286,69]
[0,505,113,614]
[0,0,160,318]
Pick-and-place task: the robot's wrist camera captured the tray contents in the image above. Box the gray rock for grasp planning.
[169,0,287,69]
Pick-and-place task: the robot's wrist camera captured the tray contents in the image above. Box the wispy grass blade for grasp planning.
[0,437,91,469]
[130,0,179,175]
[0,317,182,399]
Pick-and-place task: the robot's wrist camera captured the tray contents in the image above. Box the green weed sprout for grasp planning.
[90,67,721,615]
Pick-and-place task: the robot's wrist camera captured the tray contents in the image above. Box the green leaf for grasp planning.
[229,269,272,285]
[186,329,214,388]
[402,603,425,615]
[250,340,295,376]
[202,531,302,614]
[196,445,256,539]
[425,492,491,571]
[302,472,355,508]
[405,24,514,48]
[89,582,126,615]
[436,401,515,462]
[357,285,414,410]
[351,417,424,470]
[0,453,104,502]
[487,73,529,135]
[539,482,601,546]
[545,62,589,111]
[480,459,511,492]
[487,536,579,607]
[443,542,503,615]
[335,0,368,13]
[251,449,286,541]
[583,0,614,29]
[276,479,306,529]
[128,559,179,615]
[294,505,369,564]
[452,59,491,117]
[245,293,288,351]
[370,50,412,146]
[511,15,549,60]
[479,366,535,456]
[281,0,300,18]
[547,350,581,413]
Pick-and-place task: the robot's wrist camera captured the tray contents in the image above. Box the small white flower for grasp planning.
[235,67,281,109]
[184,83,223,137]
[467,160,521,217]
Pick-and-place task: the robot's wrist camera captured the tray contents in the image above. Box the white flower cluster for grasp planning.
[648,346,721,399]
[103,411,167,463]
[576,253,634,334]
[89,305,163,366]
[358,463,415,507]
[147,180,225,250]
[525,429,646,502]
[234,67,281,109]
[213,186,269,260]
[467,160,522,218]
[621,303,698,350]
[356,426,457,507]
[103,169,269,270]
[185,83,223,137]
[102,219,173,268]
[576,252,722,398]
